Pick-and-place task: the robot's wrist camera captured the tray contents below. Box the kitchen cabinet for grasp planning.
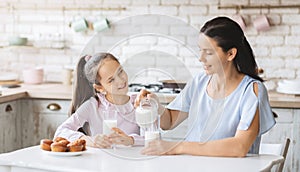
[20,99,70,147]
[261,108,300,172]
[0,100,21,153]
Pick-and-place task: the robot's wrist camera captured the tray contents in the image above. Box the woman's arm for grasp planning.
[142,83,260,157]
[159,106,188,130]
[176,107,259,157]
[143,108,259,157]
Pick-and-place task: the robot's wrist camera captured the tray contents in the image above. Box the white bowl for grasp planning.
[0,72,18,81]
[277,79,300,95]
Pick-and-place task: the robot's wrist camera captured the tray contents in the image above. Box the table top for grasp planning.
[0,146,284,172]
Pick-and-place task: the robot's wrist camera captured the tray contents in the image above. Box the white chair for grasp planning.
[259,138,290,172]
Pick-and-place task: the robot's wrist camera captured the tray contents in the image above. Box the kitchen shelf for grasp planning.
[0,45,69,52]
[1,4,126,11]
[218,4,300,9]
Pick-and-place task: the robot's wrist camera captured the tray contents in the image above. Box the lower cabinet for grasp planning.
[0,101,21,153]
[20,99,70,147]
[261,108,299,172]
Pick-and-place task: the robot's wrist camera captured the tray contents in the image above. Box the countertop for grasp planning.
[0,83,300,108]
[0,83,72,103]
[0,145,284,172]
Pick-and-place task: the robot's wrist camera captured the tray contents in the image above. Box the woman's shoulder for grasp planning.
[243,75,265,89]
[241,75,268,97]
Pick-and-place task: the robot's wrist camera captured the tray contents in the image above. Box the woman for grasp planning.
[55,53,143,148]
[136,16,275,157]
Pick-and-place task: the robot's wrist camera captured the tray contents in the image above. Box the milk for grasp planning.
[135,107,157,129]
[145,131,160,146]
[103,120,117,135]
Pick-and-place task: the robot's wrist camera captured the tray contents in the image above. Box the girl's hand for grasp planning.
[80,135,111,148]
[141,140,181,155]
[109,127,134,146]
[92,134,112,148]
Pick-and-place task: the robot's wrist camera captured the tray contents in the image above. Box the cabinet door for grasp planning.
[21,99,70,147]
[0,101,20,153]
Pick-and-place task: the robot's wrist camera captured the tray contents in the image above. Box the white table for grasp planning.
[0,146,283,172]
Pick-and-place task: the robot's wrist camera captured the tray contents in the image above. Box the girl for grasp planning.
[137,16,275,157]
[54,53,143,148]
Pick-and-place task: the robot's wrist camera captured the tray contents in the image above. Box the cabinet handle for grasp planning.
[5,104,13,112]
[47,103,61,111]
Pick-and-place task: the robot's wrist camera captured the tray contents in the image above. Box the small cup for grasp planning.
[93,18,110,32]
[71,18,88,32]
[23,68,44,84]
[61,68,73,85]
[253,15,270,32]
[232,15,246,30]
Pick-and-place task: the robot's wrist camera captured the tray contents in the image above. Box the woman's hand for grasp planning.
[109,127,134,146]
[141,140,182,155]
[134,89,151,107]
[134,89,165,114]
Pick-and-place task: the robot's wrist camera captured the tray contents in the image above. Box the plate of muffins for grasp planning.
[40,137,86,156]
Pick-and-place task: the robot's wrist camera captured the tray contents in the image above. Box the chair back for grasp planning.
[276,138,290,172]
[259,138,290,172]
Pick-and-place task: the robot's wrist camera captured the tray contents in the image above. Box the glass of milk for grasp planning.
[102,110,118,135]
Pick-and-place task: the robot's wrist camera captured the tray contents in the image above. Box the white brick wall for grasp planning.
[0,0,299,92]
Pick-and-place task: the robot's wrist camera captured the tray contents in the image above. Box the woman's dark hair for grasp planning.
[200,16,263,82]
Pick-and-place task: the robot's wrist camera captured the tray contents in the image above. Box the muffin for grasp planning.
[51,142,67,152]
[40,139,53,151]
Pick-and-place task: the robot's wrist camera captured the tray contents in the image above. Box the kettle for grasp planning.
[135,97,160,146]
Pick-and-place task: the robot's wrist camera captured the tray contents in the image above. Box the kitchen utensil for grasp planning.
[232,15,246,30]
[276,79,300,95]
[62,68,73,85]
[93,18,110,32]
[1,84,21,88]
[135,98,160,146]
[8,36,28,46]
[0,72,18,81]
[159,80,186,89]
[23,68,44,84]
[253,15,270,32]
[71,18,88,32]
